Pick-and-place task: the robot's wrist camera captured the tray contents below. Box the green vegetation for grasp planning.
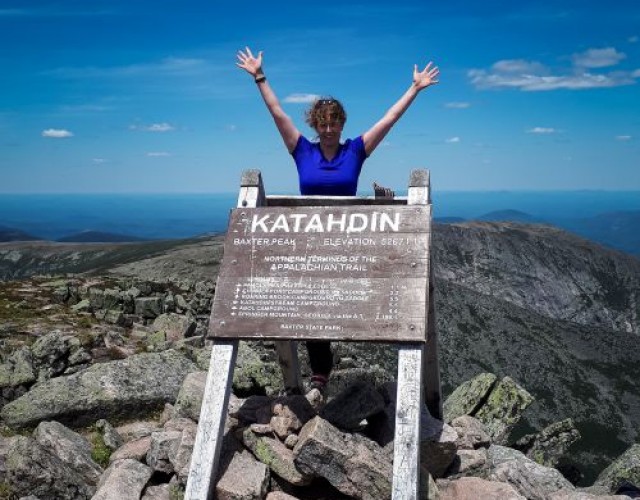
[90,428,112,468]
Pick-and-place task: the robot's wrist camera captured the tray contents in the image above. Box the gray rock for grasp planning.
[487,444,574,500]
[445,448,491,479]
[437,477,526,499]
[242,428,312,486]
[33,420,103,486]
[141,484,172,500]
[320,381,384,431]
[592,443,640,494]
[93,458,153,500]
[443,372,497,422]
[293,416,392,499]
[0,346,35,392]
[266,493,300,500]
[116,420,161,441]
[450,415,491,450]
[152,313,196,342]
[270,395,317,439]
[5,435,96,500]
[109,436,152,463]
[234,342,283,395]
[95,419,124,451]
[419,407,459,478]
[514,418,581,467]
[216,450,270,500]
[146,431,181,474]
[1,350,196,428]
[174,370,206,421]
[30,331,76,381]
[166,421,197,483]
[135,297,163,319]
[475,376,534,444]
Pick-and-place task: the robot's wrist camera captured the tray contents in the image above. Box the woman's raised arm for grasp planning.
[362,61,439,156]
[236,47,301,153]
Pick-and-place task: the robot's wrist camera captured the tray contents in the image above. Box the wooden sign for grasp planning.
[208,205,431,342]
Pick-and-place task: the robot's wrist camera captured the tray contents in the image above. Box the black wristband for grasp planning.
[255,75,266,83]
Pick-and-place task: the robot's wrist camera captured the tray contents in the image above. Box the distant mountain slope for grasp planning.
[433,221,640,334]
[56,230,146,243]
[0,225,42,242]
[0,237,221,281]
[476,209,545,223]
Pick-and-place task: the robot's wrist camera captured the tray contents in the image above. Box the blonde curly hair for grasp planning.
[305,97,347,129]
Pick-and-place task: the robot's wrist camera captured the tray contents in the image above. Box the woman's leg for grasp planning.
[306,340,333,377]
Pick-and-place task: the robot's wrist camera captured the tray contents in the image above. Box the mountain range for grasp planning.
[3,209,639,257]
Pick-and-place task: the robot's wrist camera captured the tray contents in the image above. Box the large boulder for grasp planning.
[241,428,312,486]
[1,349,196,428]
[437,476,525,499]
[293,416,392,499]
[320,381,385,431]
[443,372,497,422]
[33,420,103,486]
[487,444,575,500]
[216,450,270,500]
[92,458,153,500]
[0,346,35,403]
[591,443,640,494]
[152,313,196,342]
[474,376,534,444]
[514,418,581,467]
[5,435,96,499]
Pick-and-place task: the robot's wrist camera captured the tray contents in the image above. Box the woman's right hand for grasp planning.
[236,47,263,77]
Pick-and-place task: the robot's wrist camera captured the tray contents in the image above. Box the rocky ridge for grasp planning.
[0,221,639,498]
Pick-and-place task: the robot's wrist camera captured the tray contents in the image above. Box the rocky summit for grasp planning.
[0,220,639,499]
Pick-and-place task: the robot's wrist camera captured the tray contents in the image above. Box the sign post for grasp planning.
[185,169,441,500]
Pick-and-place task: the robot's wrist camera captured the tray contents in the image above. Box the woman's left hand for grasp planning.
[413,62,439,90]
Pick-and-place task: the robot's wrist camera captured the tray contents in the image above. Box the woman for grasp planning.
[236,46,439,392]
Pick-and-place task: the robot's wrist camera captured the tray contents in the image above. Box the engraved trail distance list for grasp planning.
[209,205,431,342]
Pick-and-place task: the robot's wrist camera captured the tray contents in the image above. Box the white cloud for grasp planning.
[42,128,73,138]
[469,67,637,91]
[445,137,461,143]
[492,59,548,74]
[283,93,320,104]
[146,152,171,157]
[469,47,640,92]
[130,122,175,132]
[572,47,626,68]
[527,127,556,134]
[445,102,471,109]
[616,135,632,141]
[92,158,108,164]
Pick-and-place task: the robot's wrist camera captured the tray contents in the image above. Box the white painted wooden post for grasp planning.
[184,341,237,499]
[391,168,441,499]
[186,169,302,499]
[392,344,424,500]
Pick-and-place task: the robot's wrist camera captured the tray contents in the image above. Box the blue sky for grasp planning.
[1,0,639,194]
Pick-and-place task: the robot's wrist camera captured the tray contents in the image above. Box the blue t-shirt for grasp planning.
[292,135,367,196]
